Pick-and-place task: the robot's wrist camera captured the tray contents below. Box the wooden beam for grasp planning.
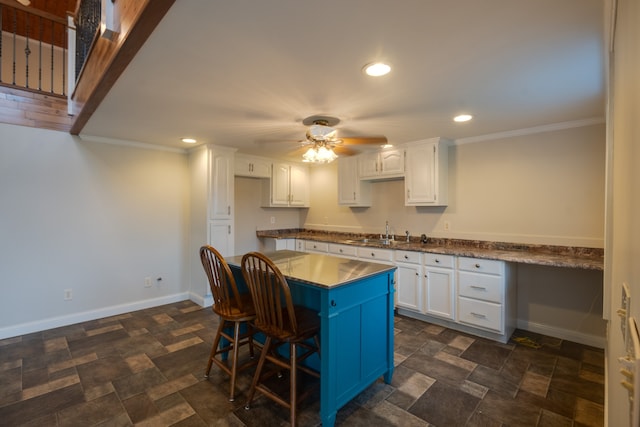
[69,0,175,135]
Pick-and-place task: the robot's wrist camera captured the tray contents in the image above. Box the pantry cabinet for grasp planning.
[189,144,236,307]
[404,138,450,206]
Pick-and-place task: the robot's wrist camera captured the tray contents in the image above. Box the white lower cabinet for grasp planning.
[328,243,358,259]
[395,250,422,312]
[303,240,328,253]
[423,253,455,320]
[455,257,515,341]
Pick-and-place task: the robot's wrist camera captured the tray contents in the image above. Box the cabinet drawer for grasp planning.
[423,253,454,269]
[458,297,503,333]
[358,247,393,262]
[458,271,504,303]
[394,250,421,264]
[329,243,357,257]
[457,257,503,275]
[304,241,328,252]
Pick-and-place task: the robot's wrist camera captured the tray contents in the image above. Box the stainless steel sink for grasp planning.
[343,238,407,246]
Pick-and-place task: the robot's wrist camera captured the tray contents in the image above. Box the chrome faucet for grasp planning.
[405,230,410,242]
[385,221,390,240]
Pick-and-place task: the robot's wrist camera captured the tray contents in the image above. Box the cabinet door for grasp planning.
[210,150,233,220]
[358,152,380,178]
[405,142,436,204]
[251,158,271,178]
[289,164,309,207]
[234,156,253,177]
[271,162,290,206]
[380,149,404,176]
[338,157,358,204]
[209,221,233,256]
[424,267,454,319]
[396,262,421,312]
[338,157,371,206]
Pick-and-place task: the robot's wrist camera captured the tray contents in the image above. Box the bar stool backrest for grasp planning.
[200,245,247,317]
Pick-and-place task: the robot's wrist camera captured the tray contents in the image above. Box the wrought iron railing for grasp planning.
[0,0,69,96]
[74,0,100,81]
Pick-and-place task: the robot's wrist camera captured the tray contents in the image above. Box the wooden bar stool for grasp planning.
[200,245,257,401]
[240,251,320,427]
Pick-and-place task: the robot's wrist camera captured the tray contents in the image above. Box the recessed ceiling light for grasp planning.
[381,143,394,149]
[363,62,391,77]
[453,114,473,122]
[181,138,197,144]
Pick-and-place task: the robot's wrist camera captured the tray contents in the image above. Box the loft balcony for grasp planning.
[0,0,173,133]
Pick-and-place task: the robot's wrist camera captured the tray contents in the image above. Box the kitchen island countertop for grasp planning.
[257,229,604,271]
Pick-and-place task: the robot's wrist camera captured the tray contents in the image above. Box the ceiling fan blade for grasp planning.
[341,136,388,145]
[333,146,358,156]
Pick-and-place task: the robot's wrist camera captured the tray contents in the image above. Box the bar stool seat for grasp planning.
[200,245,257,401]
[241,251,320,427]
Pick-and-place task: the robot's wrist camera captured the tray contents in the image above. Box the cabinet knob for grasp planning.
[331,300,336,307]
[339,249,343,253]
[371,252,375,257]
[404,255,409,259]
[475,263,481,269]
[435,259,440,263]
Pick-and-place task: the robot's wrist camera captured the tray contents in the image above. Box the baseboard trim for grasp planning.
[0,292,190,340]
[516,319,605,349]
[188,292,213,308]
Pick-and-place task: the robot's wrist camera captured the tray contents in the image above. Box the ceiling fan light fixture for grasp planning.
[302,144,338,163]
[363,62,391,77]
[307,123,337,141]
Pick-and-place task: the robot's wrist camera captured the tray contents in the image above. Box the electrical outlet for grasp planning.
[444,221,450,231]
[64,289,72,300]
[270,216,276,224]
[144,277,152,288]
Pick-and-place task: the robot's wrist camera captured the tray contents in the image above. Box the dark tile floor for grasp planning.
[0,300,604,426]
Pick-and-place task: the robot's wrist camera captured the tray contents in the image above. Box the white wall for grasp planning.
[234,176,304,255]
[605,0,640,424]
[305,124,605,248]
[0,124,190,338]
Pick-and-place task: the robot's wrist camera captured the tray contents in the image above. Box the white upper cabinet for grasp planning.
[337,156,371,206]
[262,162,310,207]
[359,148,404,180]
[404,138,450,206]
[234,154,271,178]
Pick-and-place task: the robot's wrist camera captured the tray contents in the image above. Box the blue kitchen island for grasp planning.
[226,250,396,427]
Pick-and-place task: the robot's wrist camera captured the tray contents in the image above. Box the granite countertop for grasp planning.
[257,229,604,271]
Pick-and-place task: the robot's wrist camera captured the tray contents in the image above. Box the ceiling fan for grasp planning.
[298,115,388,163]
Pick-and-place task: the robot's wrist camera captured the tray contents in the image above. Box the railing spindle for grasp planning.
[25,8,30,89]
[38,16,42,91]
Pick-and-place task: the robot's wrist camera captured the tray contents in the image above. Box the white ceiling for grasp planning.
[80,0,605,161]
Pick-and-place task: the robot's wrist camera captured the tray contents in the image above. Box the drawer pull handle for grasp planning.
[471,312,487,319]
[470,285,487,291]
[475,263,481,268]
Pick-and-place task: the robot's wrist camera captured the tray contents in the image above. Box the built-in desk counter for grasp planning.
[226,250,396,427]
